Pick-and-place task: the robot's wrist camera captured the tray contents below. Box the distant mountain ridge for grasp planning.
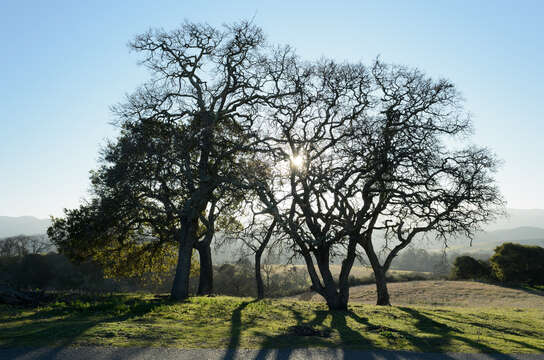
[446,226,544,253]
[0,216,52,238]
[485,208,544,231]
[1,208,544,250]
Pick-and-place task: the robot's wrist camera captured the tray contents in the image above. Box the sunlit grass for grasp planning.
[1,294,543,353]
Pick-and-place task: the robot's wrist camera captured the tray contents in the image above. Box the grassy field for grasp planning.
[1,292,543,353]
[294,280,544,308]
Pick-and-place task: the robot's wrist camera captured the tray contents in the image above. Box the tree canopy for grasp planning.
[49,20,503,309]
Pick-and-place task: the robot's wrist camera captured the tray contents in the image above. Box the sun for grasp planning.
[290,154,304,169]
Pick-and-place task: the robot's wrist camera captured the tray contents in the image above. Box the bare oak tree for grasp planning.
[353,62,504,305]
[252,59,503,309]
[250,60,372,310]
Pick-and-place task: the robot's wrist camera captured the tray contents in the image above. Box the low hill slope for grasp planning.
[294,280,544,308]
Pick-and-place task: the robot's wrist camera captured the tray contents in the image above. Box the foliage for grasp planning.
[451,255,491,280]
[1,295,543,353]
[46,20,504,308]
[490,243,544,285]
[49,20,297,300]
[48,202,194,283]
[0,251,200,293]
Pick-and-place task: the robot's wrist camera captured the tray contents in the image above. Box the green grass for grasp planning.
[1,294,543,353]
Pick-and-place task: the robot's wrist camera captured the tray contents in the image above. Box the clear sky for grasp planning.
[1,0,543,218]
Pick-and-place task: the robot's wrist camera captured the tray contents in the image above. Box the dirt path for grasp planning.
[1,347,543,360]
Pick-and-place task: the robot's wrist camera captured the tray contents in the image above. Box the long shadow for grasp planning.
[330,310,374,349]
[344,310,465,360]
[428,309,544,352]
[251,306,459,360]
[507,284,544,297]
[222,299,258,360]
[252,306,392,360]
[251,305,330,360]
[1,294,166,360]
[395,307,517,358]
[428,311,544,344]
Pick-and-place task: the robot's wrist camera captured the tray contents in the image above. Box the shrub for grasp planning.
[490,243,544,285]
[451,255,491,280]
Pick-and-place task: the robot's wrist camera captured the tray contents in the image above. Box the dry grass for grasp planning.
[294,280,544,308]
[269,264,429,279]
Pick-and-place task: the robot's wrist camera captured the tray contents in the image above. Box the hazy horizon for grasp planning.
[1,1,543,218]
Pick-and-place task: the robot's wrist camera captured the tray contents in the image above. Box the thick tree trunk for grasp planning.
[316,251,349,311]
[171,218,199,301]
[374,267,391,306]
[171,240,194,300]
[196,242,213,295]
[324,291,349,311]
[255,250,264,299]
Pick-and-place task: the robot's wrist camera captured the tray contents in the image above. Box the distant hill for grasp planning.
[485,208,544,231]
[410,226,544,257]
[1,208,543,251]
[0,216,52,238]
[449,226,544,253]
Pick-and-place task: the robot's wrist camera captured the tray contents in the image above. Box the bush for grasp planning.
[451,255,491,280]
[490,243,544,285]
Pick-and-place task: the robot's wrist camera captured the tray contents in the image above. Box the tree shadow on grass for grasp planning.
[250,306,473,360]
[249,305,388,360]
[427,308,544,353]
[222,299,258,360]
[220,302,338,359]
[393,307,518,358]
[428,310,544,346]
[250,305,331,360]
[1,295,167,360]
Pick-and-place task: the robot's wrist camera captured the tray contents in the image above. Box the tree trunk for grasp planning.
[324,291,348,311]
[196,242,213,295]
[316,251,349,311]
[255,249,264,299]
[374,267,391,306]
[361,239,392,306]
[171,219,199,300]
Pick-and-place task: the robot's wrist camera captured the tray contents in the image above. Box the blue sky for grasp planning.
[1,0,543,218]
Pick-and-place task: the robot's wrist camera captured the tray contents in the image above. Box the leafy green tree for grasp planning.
[490,243,544,285]
[50,21,294,300]
[48,198,199,285]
